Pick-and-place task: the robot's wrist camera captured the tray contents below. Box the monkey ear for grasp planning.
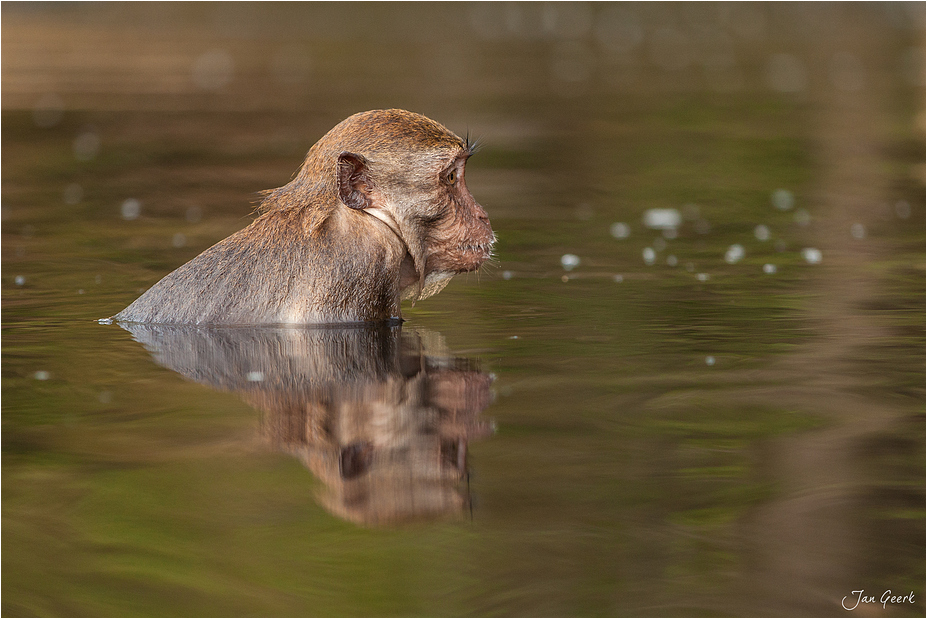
[337,151,372,210]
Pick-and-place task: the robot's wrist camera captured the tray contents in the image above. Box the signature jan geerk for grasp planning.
[842,589,916,611]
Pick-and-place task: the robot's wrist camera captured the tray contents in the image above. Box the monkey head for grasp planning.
[328,110,496,300]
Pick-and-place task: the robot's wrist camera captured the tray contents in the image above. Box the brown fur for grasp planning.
[113,109,494,325]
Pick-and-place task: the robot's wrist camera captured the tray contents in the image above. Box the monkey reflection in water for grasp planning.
[122,323,494,526]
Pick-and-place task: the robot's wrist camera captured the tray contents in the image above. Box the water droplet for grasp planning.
[724,244,745,264]
[609,222,631,239]
[643,208,681,230]
[771,188,794,211]
[850,223,866,239]
[14,275,25,286]
[705,356,716,366]
[97,318,113,325]
[642,247,656,265]
[560,254,580,271]
[754,224,771,241]
[121,198,141,221]
[763,263,777,274]
[73,130,101,161]
[801,248,822,264]
[696,273,710,282]
[502,270,514,280]
[33,371,50,380]
[613,274,624,283]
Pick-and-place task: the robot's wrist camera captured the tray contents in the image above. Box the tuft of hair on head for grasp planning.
[464,130,482,156]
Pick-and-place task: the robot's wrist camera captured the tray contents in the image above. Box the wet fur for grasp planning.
[114,109,494,325]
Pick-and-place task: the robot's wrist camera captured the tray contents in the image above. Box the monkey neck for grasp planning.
[357,207,424,290]
[363,207,404,245]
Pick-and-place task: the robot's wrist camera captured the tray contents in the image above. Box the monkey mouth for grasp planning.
[453,240,494,272]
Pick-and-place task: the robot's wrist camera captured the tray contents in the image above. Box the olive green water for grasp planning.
[3,3,924,617]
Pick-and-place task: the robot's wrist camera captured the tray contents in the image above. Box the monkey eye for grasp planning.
[445,170,457,185]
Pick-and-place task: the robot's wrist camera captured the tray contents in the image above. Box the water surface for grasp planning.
[3,3,924,616]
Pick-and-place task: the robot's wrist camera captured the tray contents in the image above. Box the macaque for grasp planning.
[112,109,494,325]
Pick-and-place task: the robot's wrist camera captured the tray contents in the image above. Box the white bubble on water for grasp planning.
[34,371,51,380]
[14,275,25,286]
[609,222,631,239]
[771,188,795,211]
[725,244,745,264]
[643,208,681,230]
[121,198,141,221]
[763,263,777,274]
[172,232,187,248]
[696,273,710,282]
[613,274,624,283]
[801,247,823,264]
[560,253,580,271]
[754,224,771,241]
[642,247,656,265]
[73,130,101,161]
[502,270,514,280]
[850,223,867,239]
[705,356,716,366]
